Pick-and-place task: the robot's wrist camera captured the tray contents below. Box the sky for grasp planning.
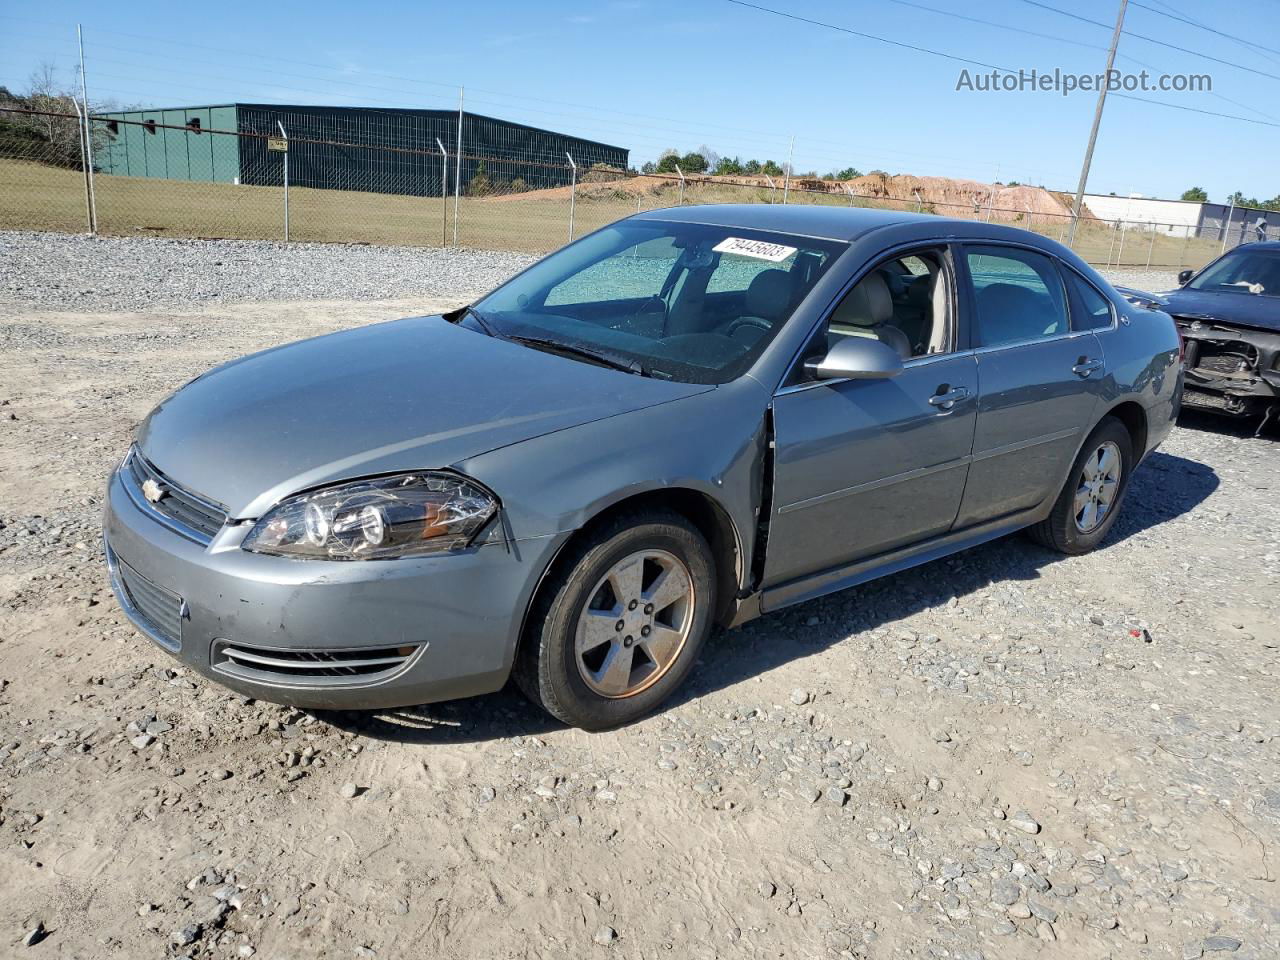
[2,0,1278,203]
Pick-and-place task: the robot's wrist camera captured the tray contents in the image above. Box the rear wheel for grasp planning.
[515,511,716,730]
[1029,418,1133,555]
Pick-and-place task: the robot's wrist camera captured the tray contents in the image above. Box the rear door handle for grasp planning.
[928,386,970,411]
[1073,358,1104,378]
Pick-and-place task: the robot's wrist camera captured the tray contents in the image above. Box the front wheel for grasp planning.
[515,511,716,730]
[1029,418,1133,555]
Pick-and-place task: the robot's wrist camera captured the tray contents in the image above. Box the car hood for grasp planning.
[1159,288,1280,333]
[137,316,710,518]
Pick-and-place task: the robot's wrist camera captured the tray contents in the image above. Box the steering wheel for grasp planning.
[723,316,771,340]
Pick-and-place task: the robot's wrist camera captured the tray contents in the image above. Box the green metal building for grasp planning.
[93,103,629,196]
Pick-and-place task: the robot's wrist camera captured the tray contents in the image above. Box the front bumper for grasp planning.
[104,466,563,710]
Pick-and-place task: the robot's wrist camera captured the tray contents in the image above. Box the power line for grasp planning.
[1113,91,1280,127]
[872,0,1280,123]
[720,0,1009,71]
[1014,0,1280,83]
[1131,1,1280,62]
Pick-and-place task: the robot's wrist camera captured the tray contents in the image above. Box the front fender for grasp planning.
[456,377,772,587]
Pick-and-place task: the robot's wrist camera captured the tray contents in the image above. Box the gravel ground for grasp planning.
[1,233,1278,959]
[1,230,1177,314]
[0,231,537,312]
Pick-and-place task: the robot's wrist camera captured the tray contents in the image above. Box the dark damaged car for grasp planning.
[1161,243,1280,431]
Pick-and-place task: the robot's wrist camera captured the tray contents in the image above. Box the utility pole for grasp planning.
[1067,0,1127,245]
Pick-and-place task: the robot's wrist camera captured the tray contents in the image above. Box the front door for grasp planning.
[763,246,978,589]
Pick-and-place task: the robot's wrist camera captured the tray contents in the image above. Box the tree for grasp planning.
[0,64,102,169]
[467,160,492,196]
[833,166,861,180]
[696,144,720,172]
[678,151,708,173]
[640,160,656,175]
[743,158,762,175]
[1180,186,1208,202]
[655,149,680,174]
[713,155,744,176]
[760,159,783,176]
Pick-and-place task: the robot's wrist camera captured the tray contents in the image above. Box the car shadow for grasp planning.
[323,450,1218,745]
[1176,407,1275,440]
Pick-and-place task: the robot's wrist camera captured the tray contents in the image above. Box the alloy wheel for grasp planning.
[574,549,695,698]
[1073,440,1122,533]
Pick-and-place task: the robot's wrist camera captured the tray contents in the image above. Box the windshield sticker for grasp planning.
[713,237,797,262]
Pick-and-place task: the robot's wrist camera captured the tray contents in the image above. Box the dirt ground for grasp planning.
[1,294,1278,959]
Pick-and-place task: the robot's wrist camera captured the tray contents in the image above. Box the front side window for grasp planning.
[475,221,845,384]
[966,246,1069,348]
[824,248,953,360]
[1187,248,1280,297]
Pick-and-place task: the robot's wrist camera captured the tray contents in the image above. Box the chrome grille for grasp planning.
[113,554,183,651]
[124,450,227,543]
[212,641,421,687]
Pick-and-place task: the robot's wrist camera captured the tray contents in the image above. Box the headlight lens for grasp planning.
[242,472,497,560]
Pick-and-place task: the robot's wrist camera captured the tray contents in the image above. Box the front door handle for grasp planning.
[1073,357,1104,378]
[928,386,971,411]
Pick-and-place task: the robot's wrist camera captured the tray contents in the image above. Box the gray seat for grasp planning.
[726,269,795,345]
[829,272,912,359]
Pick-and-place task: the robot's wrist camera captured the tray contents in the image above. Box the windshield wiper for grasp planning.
[451,305,506,338]
[507,335,648,376]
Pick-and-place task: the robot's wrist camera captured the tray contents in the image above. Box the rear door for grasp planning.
[952,244,1106,528]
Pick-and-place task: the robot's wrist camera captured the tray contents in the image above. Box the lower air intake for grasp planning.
[211,641,421,687]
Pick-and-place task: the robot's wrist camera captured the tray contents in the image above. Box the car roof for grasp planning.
[632,203,945,241]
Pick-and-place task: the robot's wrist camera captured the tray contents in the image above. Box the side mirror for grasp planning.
[1177,269,1193,285]
[806,336,904,381]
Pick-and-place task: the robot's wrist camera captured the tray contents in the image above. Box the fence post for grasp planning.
[76,24,98,234]
[1146,228,1157,268]
[1220,197,1235,255]
[435,137,448,246]
[1115,222,1126,266]
[70,98,94,234]
[453,87,464,247]
[843,182,855,206]
[277,121,289,242]
[764,174,776,203]
[675,163,685,205]
[566,152,577,242]
[782,135,794,204]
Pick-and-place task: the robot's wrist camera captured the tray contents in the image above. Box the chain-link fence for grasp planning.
[1,105,1274,271]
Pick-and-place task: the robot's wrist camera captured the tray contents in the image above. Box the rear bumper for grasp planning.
[103,466,563,710]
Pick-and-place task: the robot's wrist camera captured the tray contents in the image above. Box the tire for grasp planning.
[1028,417,1133,555]
[514,510,716,730]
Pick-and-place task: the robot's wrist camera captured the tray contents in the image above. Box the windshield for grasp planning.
[1188,247,1280,297]
[472,220,845,384]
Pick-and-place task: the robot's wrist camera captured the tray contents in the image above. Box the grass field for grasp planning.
[0,154,1229,268]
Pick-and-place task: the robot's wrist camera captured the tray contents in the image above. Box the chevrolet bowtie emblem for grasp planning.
[141,477,167,503]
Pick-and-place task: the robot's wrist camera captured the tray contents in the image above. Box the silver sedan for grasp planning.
[104,205,1183,729]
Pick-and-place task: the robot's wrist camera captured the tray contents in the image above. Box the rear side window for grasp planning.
[965,246,1069,348]
[1063,268,1115,330]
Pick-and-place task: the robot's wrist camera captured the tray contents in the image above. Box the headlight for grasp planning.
[242,473,498,560]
